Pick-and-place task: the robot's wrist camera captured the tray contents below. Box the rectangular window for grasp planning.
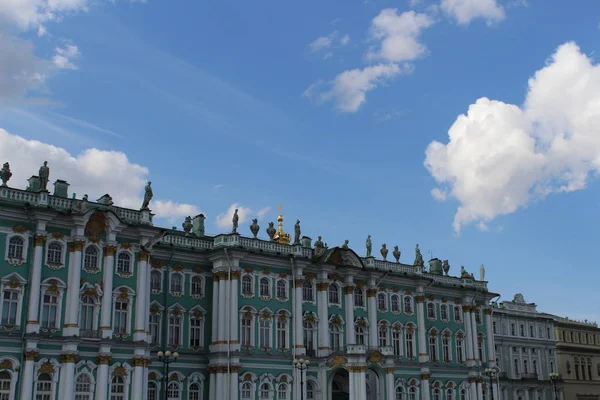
[113,301,128,334]
[41,294,58,329]
[392,331,402,356]
[79,299,94,331]
[429,336,437,361]
[442,336,451,362]
[520,324,525,336]
[406,332,414,358]
[149,314,160,344]
[511,324,516,336]
[457,338,464,363]
[302,282,314,302]
[277,321,287,349]
[1,290,18,326]
[259,319,271,348]
[190,318,203,348]
[379,328,388,347]
[530,325,534,337]
[241,317,252,346]
[493,321,497,334]
[168,316,181,346]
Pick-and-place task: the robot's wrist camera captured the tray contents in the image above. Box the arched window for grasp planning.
[432,388,441,400]
[41,292,59,328]
[429,333,438,361]
[148,382,158,400]
[47,242,63,264]
[191,276,203,297]
[8,236,24,259]
[454,306,462,322]
[306,381,315,399]
[514,358,520,375]
[408,386,417,400]
[427,302,436,319]
[378,324,388,346]
[36,373,53,400]
[329,324,341,351]
[302,280,313,301]
[83,246,99,272]
[405,326,415,359]
[533,359,538,375]
[260,383,271,399]
[391,295,400,312]
[278,383,288,399]
[442,334,451,362]
[276,317,288,349]
[190,313,204,348]
[377,293,387,311]
[523,359,528,374]
[0,371,11,399]
[189,383,201,400]
[114,299,129,334]
[110,376,125,399]
[440,304,449,321]
[447,388,454,400]
[392,327,402,356]
[475,308,482,324]
[241,312,253,347]
[168,312,182,347]
[242,275,253,295]
[116,253,131,274]
[80,295,96,331]
[354,287,364,307]
[167,382,180,400]
[170,273,182,293]
[74,373,92,400]
[241,382,253,399]
[395,386,405,400]
[259,278,270,297]
[276,280,287,299]
[259,318,271,348]
[355,324,366,345]
[477,334,485,361]
[460,388,467,400]
[328,284,339,304]
[150,271,161,292]
[404,296,413,314]
[304,321,316,351]
[456,335,465,363]
[2,288,18,325]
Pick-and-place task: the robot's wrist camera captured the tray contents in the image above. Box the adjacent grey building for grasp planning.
[492,294,562,400]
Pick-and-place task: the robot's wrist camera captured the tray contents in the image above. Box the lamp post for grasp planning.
[293,358,310,400]
[549,372,560,400]
[157,350,179,400]
[484,366,499,400]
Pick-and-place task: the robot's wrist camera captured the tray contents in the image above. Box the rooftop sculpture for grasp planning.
[232,208,239,234]
[141,181,153,210]
[0,162,11,187]
[38,161,50,192]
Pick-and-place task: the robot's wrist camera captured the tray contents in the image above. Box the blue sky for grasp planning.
[1,0,599,323]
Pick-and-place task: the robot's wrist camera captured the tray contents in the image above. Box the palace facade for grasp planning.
[491,294,561,400]
[0,165,501,400]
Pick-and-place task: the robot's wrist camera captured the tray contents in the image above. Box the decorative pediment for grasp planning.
[316,247,365,269]
[329,355,346,367]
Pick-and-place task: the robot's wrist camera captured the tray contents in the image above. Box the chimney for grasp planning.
[27,176,40,192]
[53,180,70,198]
[192,214,205,237]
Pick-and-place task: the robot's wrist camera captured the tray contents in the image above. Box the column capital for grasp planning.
[316,282,329,291]
[97,354,112,365]
[24,349,40,361]
[230,365,241,373]
[484,308,492,315]
[231,270,241,280]
[131,356,146,367]
[59,353,79,363]
[415,295,426,303]
[294,278,305,286]
[34,235,47,247]
[463,305,473,312]
[366,288,377,297]
[104,245,118,257]
[344,285,356,294]
[384,367,395,374]
[348,366,367,373]
[137,251,150,262]
[420,372,431,380]
[68,240,86,252]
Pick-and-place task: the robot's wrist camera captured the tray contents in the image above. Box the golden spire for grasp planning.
[273,204,290,244]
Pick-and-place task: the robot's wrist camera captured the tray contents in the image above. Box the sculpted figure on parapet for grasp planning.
[39,161,50,191]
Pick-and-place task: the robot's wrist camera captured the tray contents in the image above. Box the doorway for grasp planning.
[331,369,349,400]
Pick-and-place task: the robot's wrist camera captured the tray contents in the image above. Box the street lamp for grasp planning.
[549,372,560,400]
[293,358,310,400]
[484,366,499,400]
[157,350,179,400]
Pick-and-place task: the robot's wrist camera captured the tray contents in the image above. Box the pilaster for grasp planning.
[63,239,85,336]
[416,294,428,363]
[20,348,39,400]
[133,251,150,342]
[95,350,112,400]
[100,245,117,338]
[344,277,355,347]
[294,277,305,356]
[367,286,378,348]
[420,371,431,400]
[26,235,46,334]
[316,280,329,356]
[57,352,79,399]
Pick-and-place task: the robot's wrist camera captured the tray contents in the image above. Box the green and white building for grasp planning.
[0,167,499,400]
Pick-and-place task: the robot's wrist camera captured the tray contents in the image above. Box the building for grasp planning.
[0,162,499,400]
[491,293,561,400]
[551,316,600,400]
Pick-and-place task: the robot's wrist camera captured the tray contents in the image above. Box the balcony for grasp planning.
[521,373,538,380]
[80,329,100,339]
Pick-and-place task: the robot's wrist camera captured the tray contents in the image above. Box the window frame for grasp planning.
[354,287,365,308]
[259,277,272,299]
[45,239,66,269]
[115,250,133,278]
[111,286,135,337]
[276,279,288,301]
[328,283,340,306]
[82,244,101,274]
[6,235,26,263]
[302,279,314,302]
[403,296,413,314]
[241,274,255,298]
[377,293,387,312]
[169,272,184,296]
[190,275,204,299]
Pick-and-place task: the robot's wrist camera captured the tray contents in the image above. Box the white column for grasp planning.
[317,282,329,354]
[524,389,530,400]
[95,353,111,400]
[134,252,149,342]
[229,367,239,400]
[421,374,431,400]
[57,355,76,399]
[385,369,395,399]
[294,277,304,355]
[100,246,117,338]
[26,236,45,333]
[20,350,38,400]
[216,371,224,399]
[476,381,483,399]
[209,370,216,400]
[464,307,475,363]
[131,359,144,400]
[367,287,378,348]
[142,364,149,400]
[230,272,239,347]
[348,370,356,400]
[218,277,227,342]
[485,309,495,366]
[416,295,428,362]
[63,241,84,336]
[344,282,355,346]
[211,275,219,344]
[471,309,479,361]
[357,368,367,400]
[145,264,152,336]
[469,379,477,400]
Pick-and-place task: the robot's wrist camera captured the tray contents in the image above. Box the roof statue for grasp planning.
[0,162,11,187]
[250,219,260,239]
[393,246,400,263]
[314,236,324,248]
[479,264,485,281]
[182,216,193,236]
[365,235,372,257]
[380,243,388,261]
[513,293,526,304]
[342,240,349,249]
[460,266,474,279]
[232,208,239,233]
[141,181,153,210]
[273,205,290,244]
[442,260,450,276]
[413,244,424,267]
[38,161,50,192]
[293,219,301,244]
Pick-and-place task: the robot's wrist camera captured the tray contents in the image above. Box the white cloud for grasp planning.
[340,34,350,46]
[52,44,80,70]
[425,42,600,232]
[215,204,271,230]
[431,187,447,201]
[0,127,200,223]
[366,9,435,63]
[309,31,338,52]
[441,0,505,25]
[304,64,406,113]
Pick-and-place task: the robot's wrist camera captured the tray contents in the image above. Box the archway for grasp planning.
[366,367,384,400]
[331,369,349,400]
